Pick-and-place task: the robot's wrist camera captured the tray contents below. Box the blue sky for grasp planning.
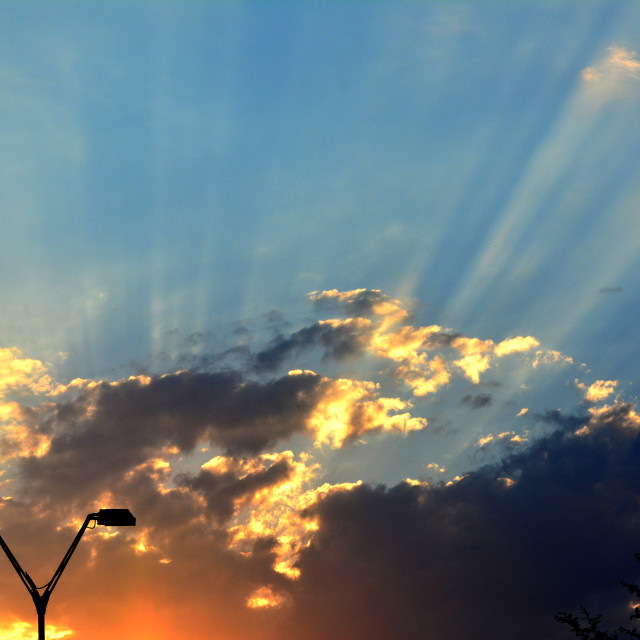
[1,3,640,639]
[2,1,638,379]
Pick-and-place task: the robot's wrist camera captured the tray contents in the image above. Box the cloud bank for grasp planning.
[0,289,636,640]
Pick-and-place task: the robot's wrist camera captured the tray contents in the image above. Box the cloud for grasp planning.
[533,349,574,368]
[1,288,638,640]
[581,45,640,100]
[254,318,370,372]
[582,46,640,82]
[283,403,640,640]
[304,373,426,447]
[254,289,548,394]
[179,450,327,579]
[475,430,528,449]
[179,452,302,524]
[308,288,412,324]
[15,370,326,502]
[397,354,451,396]
[246,585,290,609]
[585,379,618,403]
[0,401,51,459]
[599,286,623,294]
[0,347,53,398]
[461,392,493,409]
[0,347,94,401]
[495,335,540,356]
[3,289,585,522]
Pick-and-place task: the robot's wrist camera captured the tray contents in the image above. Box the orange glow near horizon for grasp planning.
[0,620,73,640]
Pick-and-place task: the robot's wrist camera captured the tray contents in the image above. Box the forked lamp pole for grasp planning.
[0,508,136,640]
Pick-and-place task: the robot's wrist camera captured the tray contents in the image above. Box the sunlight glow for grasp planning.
[246,586,289,609]
[0,621,73,640]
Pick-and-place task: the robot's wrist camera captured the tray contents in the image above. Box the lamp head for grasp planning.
[96,508,136,527]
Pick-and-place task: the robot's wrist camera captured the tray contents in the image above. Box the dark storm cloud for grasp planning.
[18,370,322,501]
[460,392,493,408]
[254,322,366,372]
[536,408,589,431]
[280,403,640,640]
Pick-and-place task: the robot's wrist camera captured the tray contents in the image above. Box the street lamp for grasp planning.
[0,508,136,640]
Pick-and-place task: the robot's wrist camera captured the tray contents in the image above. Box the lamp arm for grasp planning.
[42,513,99,600]
[0,533,38,595]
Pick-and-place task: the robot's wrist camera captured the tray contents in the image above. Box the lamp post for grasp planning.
[0,508,136,640]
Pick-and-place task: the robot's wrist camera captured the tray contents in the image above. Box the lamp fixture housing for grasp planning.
[96,509,136,527]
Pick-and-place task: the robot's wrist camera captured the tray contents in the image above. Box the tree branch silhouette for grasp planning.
[556,555,640,640]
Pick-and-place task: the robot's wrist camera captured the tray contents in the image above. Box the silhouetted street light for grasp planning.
[0,508,136,640]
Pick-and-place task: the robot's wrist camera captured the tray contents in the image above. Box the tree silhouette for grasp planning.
[556,555,640,640]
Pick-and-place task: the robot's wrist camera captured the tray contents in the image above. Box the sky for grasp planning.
[1,1,640,639]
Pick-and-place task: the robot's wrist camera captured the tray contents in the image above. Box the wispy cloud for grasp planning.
[581,45,640,99]
[582,45,640,82]
[599,286,624,294]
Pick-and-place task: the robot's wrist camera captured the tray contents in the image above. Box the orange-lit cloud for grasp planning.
[217,450,362,581]
[587,401,640,428]
[300,290,546,391]
[0,347,95,401]
[0,401,51,459]
[453,352,491,384]
[494,336,540,357]
[0,347,52,398]
[581,45,640,101]
[305,373,426,447]
[582,45,640,83]
[308,288,411,326]
[246,585,290,609]
[178,447,335,584]
[584,379,618,403]
[398,355,450,396]
[475,431,528,449]
[451,335,540,383]
[533,349,573,368]
[0,348,100,462]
